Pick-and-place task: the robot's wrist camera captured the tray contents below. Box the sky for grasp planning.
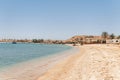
[0,0,120,40]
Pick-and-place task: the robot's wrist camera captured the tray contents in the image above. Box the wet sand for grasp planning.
[37,44,120,80]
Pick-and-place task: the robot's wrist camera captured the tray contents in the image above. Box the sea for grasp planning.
[0,43,72,69]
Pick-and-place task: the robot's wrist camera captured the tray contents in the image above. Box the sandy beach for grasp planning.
[1,44,120,80]
[1,0,120,80]
[37,44,120,80]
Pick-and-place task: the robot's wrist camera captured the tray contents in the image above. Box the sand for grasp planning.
[37,44,120,80]
[1,44,120,80]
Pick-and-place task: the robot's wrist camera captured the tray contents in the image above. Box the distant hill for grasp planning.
[65,35,102,44]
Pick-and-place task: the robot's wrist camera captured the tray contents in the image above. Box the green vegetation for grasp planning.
[110,33,115,39]
[32,39,44,43]
[101,32,109,39]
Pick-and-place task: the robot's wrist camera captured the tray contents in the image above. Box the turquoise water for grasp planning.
[0,43,72,68]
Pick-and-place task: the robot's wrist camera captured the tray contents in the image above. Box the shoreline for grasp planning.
[0,45,79,80]
[1,44,120,80]
[37,45,83,80]
[37,44,120,80]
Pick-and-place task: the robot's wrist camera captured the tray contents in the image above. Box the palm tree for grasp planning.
[110,33,115,39]
[101,32,109,39]
[101,32,109,44]
[32,39,38,43]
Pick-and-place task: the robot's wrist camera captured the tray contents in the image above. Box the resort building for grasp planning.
[106,39,120,44]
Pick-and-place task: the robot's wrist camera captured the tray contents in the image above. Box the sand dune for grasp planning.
[38,44,120,80]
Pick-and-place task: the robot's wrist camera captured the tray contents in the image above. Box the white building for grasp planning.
[106,39,120,44]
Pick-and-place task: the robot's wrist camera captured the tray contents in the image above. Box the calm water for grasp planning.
[0,43,72,68]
